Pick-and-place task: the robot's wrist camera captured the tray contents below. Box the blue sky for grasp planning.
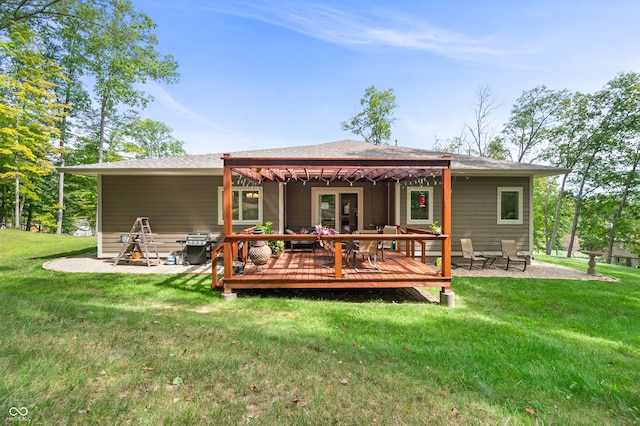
[133,0,640,155]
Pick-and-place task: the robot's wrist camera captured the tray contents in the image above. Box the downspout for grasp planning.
[97,175,103,257]
[394,182,401,226]
[278,182,285,234]
[529,175,534,256]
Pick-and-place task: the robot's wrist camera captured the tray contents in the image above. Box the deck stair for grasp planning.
[113,217,160,266]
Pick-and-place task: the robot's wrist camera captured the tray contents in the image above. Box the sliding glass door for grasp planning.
[319,193,337,228]
[311,188,363,232]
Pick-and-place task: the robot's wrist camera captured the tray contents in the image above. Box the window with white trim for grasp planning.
[497,187,523,224]
[406,187,434,225]
[217,187,263,225]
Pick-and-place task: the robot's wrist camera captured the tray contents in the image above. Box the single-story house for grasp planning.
[60,139,568,299]
[60,139,567,260]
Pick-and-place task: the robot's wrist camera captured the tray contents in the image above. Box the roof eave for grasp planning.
[57,167,223,177]
[454,167,571,178]
[59,166,571,178]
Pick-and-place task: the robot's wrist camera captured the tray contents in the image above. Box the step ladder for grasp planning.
[113,217,160,266]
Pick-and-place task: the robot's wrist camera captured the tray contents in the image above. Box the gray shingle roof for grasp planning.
[59,139,569,177]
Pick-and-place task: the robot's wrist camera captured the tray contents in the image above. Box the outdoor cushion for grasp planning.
[285,226,317,251]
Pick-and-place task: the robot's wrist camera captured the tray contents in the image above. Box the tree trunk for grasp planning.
[0,185,6,226]
[57,170,64,234]
[566,195,581,258]
[57,113,66,234]
[14,154,20,229]
[56,92,71,234]
[606,160,638,263]
[543,186,550,254]
[13,110,21,229]
[566,143,602,258]
[547,173,568,255]
[566,167,592,257]
[98,94,109,164]
[25,203,33,231]
[19,195,26,225]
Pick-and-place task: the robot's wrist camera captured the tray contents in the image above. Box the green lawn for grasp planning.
[1,229,639,425]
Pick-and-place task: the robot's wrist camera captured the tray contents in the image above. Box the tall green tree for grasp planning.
[0,24,67,228]
[84,0,179,163]
[117,118,186,159]
[341,85,397,145]
[42,0,97,233]
[1,0,182,233]
[542,91,587,255]
[560,76,638,257]
[596,72,640,263]
[502,86,570,163]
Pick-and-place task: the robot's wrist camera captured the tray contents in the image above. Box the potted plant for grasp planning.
[430,221,441,235]
[313,225,337,251]
[255,221,285,257]
[272,240,285,258]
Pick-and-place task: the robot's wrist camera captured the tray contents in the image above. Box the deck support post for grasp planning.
[221,154,236,301]
[221,291,237,301]
[211,247,221,290]
[334,240,342,279]
[440,164,452,279]
[440,290,455,308]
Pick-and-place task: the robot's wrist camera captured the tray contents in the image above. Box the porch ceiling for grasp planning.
[222,155,452,184]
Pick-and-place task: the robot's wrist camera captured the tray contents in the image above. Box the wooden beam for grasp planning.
[211,245,224,290]
[222,161,233,291]
[334,240,342,279]
[441,161,452,286]
[223,279,451,289]
[223,156,451,169]
[265,167,286,181]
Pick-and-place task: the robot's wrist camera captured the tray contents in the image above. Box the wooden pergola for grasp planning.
[219,155,454,304]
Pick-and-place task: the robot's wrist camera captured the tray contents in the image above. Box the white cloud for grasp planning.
[143,81,229,132]
[201,0,516,59]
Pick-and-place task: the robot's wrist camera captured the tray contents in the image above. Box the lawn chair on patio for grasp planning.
[460,238,489,270]
[355,239,381,273]
[501,239,528,271]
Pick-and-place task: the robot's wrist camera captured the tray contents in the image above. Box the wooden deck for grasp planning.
[220,249,450,290]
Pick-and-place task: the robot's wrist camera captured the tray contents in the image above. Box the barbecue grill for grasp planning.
[183,232,217,265]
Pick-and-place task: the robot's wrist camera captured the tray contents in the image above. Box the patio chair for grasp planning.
[342,240,358,268]
[355,239,381,273]
[380,225,398,261]
[460,238,489,270]
[501,239,528,271]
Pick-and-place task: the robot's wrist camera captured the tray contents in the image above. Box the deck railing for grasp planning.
[218,228,449,284]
